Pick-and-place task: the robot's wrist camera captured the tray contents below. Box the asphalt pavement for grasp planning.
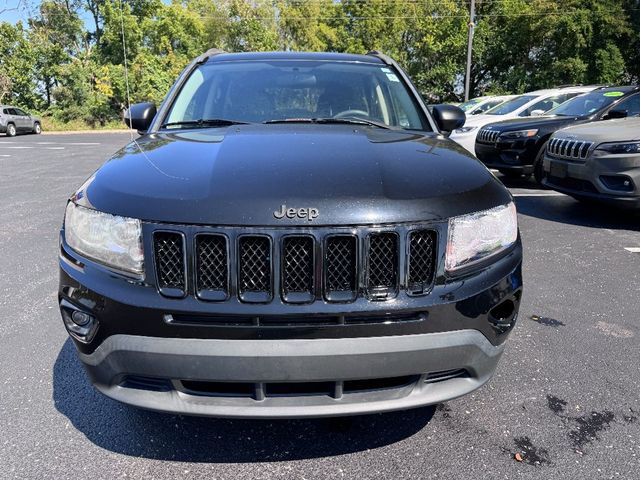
[0,132,638,479]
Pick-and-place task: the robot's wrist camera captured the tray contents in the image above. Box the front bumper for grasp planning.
[475,138,539,172]
[80,330,504,418]
[542,153,640,208]
[59,230,522,417]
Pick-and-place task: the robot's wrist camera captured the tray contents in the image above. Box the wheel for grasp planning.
[6,123,16,137]
[33,122,42,134]
[533,141,548,184]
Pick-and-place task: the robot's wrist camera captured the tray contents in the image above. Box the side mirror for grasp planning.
[431,104,466,135]
[530,109,546,117]
[603,108,627,120]
[123,102,157,132]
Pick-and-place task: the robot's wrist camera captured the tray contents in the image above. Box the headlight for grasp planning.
[454,126,478,134]
[499,129,538,140]
[446,202,518,272]
[64,202,144,274]
[596,142,640,154]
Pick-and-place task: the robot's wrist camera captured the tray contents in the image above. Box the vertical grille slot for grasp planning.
[153,231,186,298]
[548,137,593,162]
[238,235,272,303]
[324,235,358,302]
[407,229,437,295]
[281,236,315,303]
[366,232,399,300]
[196,234,228,301]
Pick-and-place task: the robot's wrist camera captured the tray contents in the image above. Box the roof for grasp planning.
[205,51,385,64]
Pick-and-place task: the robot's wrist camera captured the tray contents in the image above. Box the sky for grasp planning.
[0,0,98,27]
[0,0,27,24]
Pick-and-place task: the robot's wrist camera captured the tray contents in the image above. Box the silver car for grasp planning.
[543,116,640,209]
[0,105,42,137]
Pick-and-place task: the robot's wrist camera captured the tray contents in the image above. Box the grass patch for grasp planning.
[40,116,125,132]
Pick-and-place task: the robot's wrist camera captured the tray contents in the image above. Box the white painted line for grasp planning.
[0,154,10,157]
[624,247,640,253]
[512,192,566,197]
[1,141,100,146]
[45,147,65,150]
[0,146,33,149]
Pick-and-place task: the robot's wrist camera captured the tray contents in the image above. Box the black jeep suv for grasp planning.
[474,86,640,182]
[59,51,522,418]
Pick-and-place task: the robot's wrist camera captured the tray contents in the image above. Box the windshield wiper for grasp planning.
[160,118,250,129]
[263,117,396,130]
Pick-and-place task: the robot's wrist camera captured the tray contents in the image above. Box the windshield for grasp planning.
[164,60,428,130]
[547,89,632,116]
[459,98,484,112]
[485,95,538,115]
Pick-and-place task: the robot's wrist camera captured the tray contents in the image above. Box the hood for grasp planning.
[75,124,510,226]
[481,115,582,132]
[553,117,640,143]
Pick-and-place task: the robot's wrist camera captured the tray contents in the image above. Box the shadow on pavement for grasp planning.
[53,339,436,462]
[514,195,640,231]
[495,173,640,231]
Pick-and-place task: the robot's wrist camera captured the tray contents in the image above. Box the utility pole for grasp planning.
[464,0,476,101]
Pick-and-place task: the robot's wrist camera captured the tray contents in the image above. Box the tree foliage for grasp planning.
[0,0,638,124]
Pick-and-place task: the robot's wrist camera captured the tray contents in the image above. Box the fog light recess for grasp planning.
[60,298,99,343]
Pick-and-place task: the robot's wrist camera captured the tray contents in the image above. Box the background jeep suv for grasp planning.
[0,105,42,136]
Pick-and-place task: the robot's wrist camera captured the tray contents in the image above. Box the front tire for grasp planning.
[6,123,16,137]
[33,122,42,134]
[532,141,549,184]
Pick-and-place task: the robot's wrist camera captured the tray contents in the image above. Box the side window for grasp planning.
[613,94,640,117]
[14,108,27,116]
[7,108,17,115]
[519,94,571,117]
[477,99,503,113]
[1,108,7,114]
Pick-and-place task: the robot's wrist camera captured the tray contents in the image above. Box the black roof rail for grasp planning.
[195,48,226,64]
[366,50,394,65]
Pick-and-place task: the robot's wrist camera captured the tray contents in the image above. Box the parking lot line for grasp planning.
[624,247,640,253]
[0,141,101,146]
[511,191,566,197]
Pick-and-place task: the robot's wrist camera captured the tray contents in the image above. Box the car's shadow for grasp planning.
[497,173,640,231]
[53,339,436,462]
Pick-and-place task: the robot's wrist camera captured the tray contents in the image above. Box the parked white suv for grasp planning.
[450,86,598,154]
[0,105,42,137]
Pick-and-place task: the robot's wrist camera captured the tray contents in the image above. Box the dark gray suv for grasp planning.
[0,105,42,136]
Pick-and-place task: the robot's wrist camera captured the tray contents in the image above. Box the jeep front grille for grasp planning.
[238,235,272,303]
[151,225,438,304]
[153,231,186,297]
[477,129,500,144]
[407,230,437,294]
[325,235,358,302]
[366,232,399,299]
[281,236,315,303]
[196,234,228,301]
[547,137,593,162]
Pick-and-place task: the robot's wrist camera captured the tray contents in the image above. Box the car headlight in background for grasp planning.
[446,202,518,272]
[64,202,144,274]
[499,129,538,140]
[596,142,640,154]
[453,126,478,134]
